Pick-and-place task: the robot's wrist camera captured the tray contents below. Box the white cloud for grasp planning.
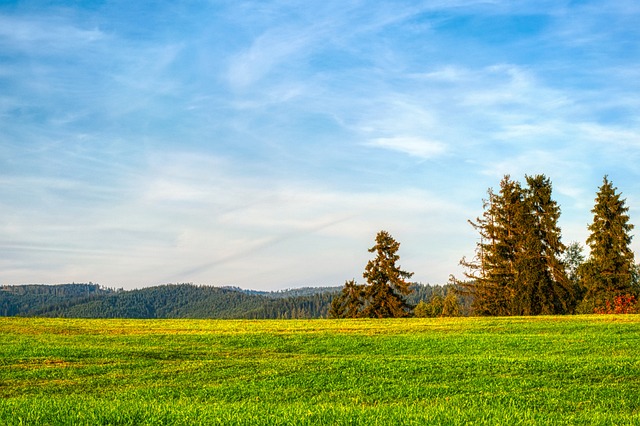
[0,14,105,51]
[367,136,446,159]
[577,123,640,148]
[411,66,468,82]
[226,25,317,89]
[460,65,573,112]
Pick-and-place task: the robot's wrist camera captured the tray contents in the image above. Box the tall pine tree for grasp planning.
[515,175,573,315]
[581,176,636,308]
[462,174,572,315]
[461,176,522,315]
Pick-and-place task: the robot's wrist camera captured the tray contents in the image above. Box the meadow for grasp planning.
[1,316,639,425]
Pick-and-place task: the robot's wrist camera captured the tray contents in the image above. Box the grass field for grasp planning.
[1,316,640,425]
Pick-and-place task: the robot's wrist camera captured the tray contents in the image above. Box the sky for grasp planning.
[1,0,640,291]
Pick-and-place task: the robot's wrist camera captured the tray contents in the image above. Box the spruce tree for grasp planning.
[462,174,572,315]
[425,294,444,317]
[361,231,414,318]
[441,291,461,317]
[515,175,573,315]
[461,176,523,315]
[362,231,413,318]
[330,231,413,319]
[413,300,429,318]
[329,279,365,318]
[581,176,636,308]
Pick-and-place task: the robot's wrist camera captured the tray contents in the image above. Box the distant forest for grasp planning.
[0,282,465,319]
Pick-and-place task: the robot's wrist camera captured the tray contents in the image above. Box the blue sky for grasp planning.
[2,0,640,290]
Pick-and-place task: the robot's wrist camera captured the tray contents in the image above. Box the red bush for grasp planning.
[594,295,638,314]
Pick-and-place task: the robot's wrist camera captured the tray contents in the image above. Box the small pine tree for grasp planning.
[361,231,414,318]
[441,292,461,317]
[329,279,365,318]
[330,231,414,319]
[426,295,444,317]
[414,300,429,318]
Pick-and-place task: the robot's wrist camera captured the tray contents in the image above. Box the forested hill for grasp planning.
[0,283,342,319]
[0,283,452,319]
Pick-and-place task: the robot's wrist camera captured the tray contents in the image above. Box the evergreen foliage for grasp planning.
[1,282,450,319]
[413,295,443,318]
[461,176,520,315]
[330,230,414,318]
[362,231,414,318]
[0,283,110,316]
[516,175,574,315]
[0,284,338,319]
[413,300,429,317]
[413,288,462,318]
[580,176,637,309]
[462,175,572,315]
[441,292,462,317]
[329,279,365,318]
[405,282,457,308]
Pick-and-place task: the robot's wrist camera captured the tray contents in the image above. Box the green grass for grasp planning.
[1,316,640,425]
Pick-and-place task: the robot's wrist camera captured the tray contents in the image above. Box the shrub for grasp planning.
[593,295,638,314]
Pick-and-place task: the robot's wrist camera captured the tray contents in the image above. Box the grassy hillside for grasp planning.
[1,316,639,425]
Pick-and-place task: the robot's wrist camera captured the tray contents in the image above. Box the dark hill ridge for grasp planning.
[0,282,454,319]
[0,283,341,319]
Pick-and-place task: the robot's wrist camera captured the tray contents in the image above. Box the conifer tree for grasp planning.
[441,291,461,317]
[329,279,365,318]
[361,231,414,318]
[515,175,573,315]
[412,294,444,318]
[330,231,413,319]
[426,294,444,317]
[413,300,429,318]
[461,176,523,315]
[462,174,572,315]
[581,176,636,308]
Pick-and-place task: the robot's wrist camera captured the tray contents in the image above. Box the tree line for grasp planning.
[0,284,337,318]
[331,175,638,318]
[0,282,452,318]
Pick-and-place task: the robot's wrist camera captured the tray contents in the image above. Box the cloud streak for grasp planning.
[367,137,446,159]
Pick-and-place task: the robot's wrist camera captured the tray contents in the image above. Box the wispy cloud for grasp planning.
[226,27,312,90]
[367,137,446,159]
[0,14,105,50]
